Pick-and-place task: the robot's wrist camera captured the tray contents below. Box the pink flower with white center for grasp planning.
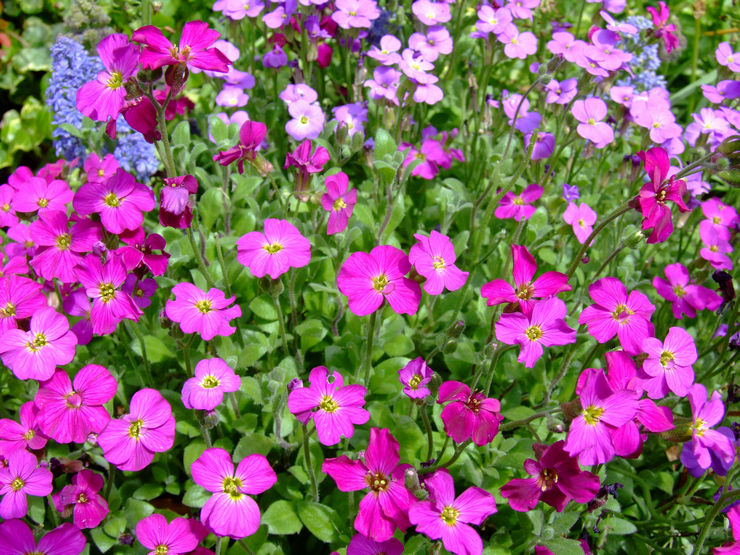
[73,168,156,234]
[563,202,597,244]
[165,283,242,341]
[182,358,242,411]
[0,306,77,381]
[699,224,734,270]
[640,327,697,399]
[475,5,513,35]
[337,245,422,316]
[0,450,53,519]
[498,26,538,59]
[572,97,614,148]
[716,42,740,72]
[495,298,577,368]
[408,469,497,555]
[76,34,140,122]
[652,263,722,320]
[34,365,117,444]
[0,520,86,554]
[285,100,325,141]
[408,230,468,295]
[97,388,176,472]
[347,534,403,555]
[54,469,108,529]
[398,357,434,399]
[701,197,739,230]
[0,402,47,456]
[564,369,639,465]
[578,277,656,355]
[236,219,311,279]
[321,172,357,235]
[0,276,47,334]
[332,0,381,29]
[323,428,412,542]
[136,514,207,555]
[437,381,503,446]
[412,0,451,25]
[495,184,543,221]
[367,35,403,65]
[11,177,73,215]
[191,447,276,539]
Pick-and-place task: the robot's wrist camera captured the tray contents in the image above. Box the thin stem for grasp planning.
[229,392,241,419]
[419,403,435,462]
[187,227,216,289]
[273,291,290,355]
[182,336,194,376]
[361,311,379,386]
[693,489,740,554]
[47,495,60,527]
[499,407,560,432]
[288,270,303,371]
[420,440,472,474]
[128,321,153,384]
[199,418,213,449]
[543,340,579,406]
[302,424,320,503]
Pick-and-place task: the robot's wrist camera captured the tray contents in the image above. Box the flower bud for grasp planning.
[442,341,457,354]
[624,229,646,248]
[446,320,465,338]
[546,414,564,434]
[201,409,220,429]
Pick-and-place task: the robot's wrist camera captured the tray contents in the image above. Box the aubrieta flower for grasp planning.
[214,120,269,175]
[498,26,538,59]
[34,364,117,444]
[347,534,403,555]
[338,245,422,316]
[714,506,740,554]
[321,172,357,235]
[54,469,108,529]
[412,0,451,25]
[525,132,555,160]
[191,447,277,539]
[572,98,614,148]
[408,469,497,555]
[652,263,722,319]
[118,228,170,277]
[0,276,47,333]
[368,35,403,65]
[279,84,318,105]
[0,306,77,381]
[288,366,369,446]
[408,230,468,295]
[159,175,198,229]
[165,283,242,341]
[0,449,53,519]
[323,428,411,542]
[97,388,176,472]
[0,520,86,555]
[544,78,578,104]
[699,225,734,271]
[284,139,330,194]
[474,5,513,36]
[398,357,434,399]
[637,147,689,244]
[182,358,241,411]
[495,184,543,221]
[716,42,740,72]
[136,513,207,555]
[122,275,157,309]
[285,100,325,141]
[640,327,697,399]
[437,381,503,446]
[500,440,600,512]
[409,25,453,62]
[236,219,311,279]
[365,67,402,105]
[646,1,679,53]
[12,176,73,215]
[563,202,598,244]
[0,402,46,456]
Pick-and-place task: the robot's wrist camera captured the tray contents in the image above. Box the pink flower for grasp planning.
[288,366,369,446]
[699,224,734,270]
[165,283,241,341]
[11,177,73,215]
[498,26,538,59]
[437,381,503,446]
[337,245,422,316]
[0,276,47,334]
[501,440,600,512]
[332,0,381,28]
[76,33,140,122]
[0,450,53,518]
[563,202,597,244]
[495,298,577,368]
[0,306,77,381]
[160,175,198,229]
[321,172,357,235]
[398,357,434,399]
[652,263,722,319]
[133,20,230,72]
[54,469,108,529]
[646,1,679,53]
[408,469,496,555]
[236,219,311,279]
[323,428,411,542]
[136,513,207,555]
[495,184,543,221]
[213,120,268,174]
[0,520,86,555]
[715,506,740,554]
[118,228,170,277]
[0,185,18,227]
[637,147,689,244]
[408,230,468,295]
[481,244,571,309]
[578,277,655,355]
[640,327,697,399]
[347,534,403,555]
[34,364,117,444]
[84,152,119,183]
[701,197,739,230]
[191,447,276,539]
[97,388,176,472]
[0,402,47,456]
[63,289,93,345]
[285,139,330,193]
[182,358,242,411]
[73,168,156,234]
[571,97,614,148]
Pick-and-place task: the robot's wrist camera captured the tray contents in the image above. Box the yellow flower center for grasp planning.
[673,284,686,297]
[0,302,16,317]
[77,492,88,504]
[710,245,718,252]
[155,546,169,555]
[372,274,389,292]
[432,256,446,270]
[587,117,595,125]
[106,71,124,89]
[300,116,309,125]
[525,325,542,341]
[194,300,212,313]
[441,506,459,526]
[692,418,706,437]
[713,216,722,224]
[515,283,534,300]
[659,350,675,367]
[103,192,121,208]
[578,218,586,228]
[56,233,72,251]
[583,405,605,426]
[23,429,35,440]
[409,374,422,390]
[537,468,559,491]
[319,395,339,413]
[223,476,244,500]
[37,198,49,208]
[26,332,47,352]
[11,477,24,491]
[263,242,284,254]
[1,203,10,212]
[512,196,524,205]
[611,303,634,323]
[333,198,347,212]
[201,375,220,389]
[99,282,116,303]
[128,419,144,439]
[365,471,390,493]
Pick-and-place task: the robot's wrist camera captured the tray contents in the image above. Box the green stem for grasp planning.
[361,311,379,386]
[273,291,290,355]
[499,407,560,432]
[187,227,216,289]
[129,321,153,384]
[542,340,579,405]
[302,425,320,503]
[420,440,471,474]
[199,419,213,449]
[693,489,740,554]
[419,403,435,461]
[47,495,60,527]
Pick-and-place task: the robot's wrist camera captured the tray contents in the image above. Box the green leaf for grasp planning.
[183,440,207,473]
[90,527,117,553]
[131,334,174,362]
[171,120,191,146]
[542,538,585,555]
[124,499,154,529]
[383,334,414,356]
[296,501,341,543]
[133,483,164,501]
[27,494,45,524]
[262,500,303,535]
[233,433,276,459]
[199,188,225,230]
[249,295,278,321]
[103,515,127,538]
[182,484,211,508]
[374,128,397,161]
[605,515,637,535]
[295,318,327,351]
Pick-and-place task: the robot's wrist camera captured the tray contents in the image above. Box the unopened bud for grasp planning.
[201,410,220,429]
[405,468,429,500]
[442,341,457,354]
[287,378,303,392]
[624,229,646,248]
[252,155,274,177]
[546,415,565,434]
[165,64,189,96]
[260,276,284,297]
[446,320,465,338]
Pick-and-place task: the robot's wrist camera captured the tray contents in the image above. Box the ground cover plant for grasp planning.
[0,0,739,553]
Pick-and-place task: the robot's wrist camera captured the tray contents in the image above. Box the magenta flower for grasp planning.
[11,177,73,215]
[321,172,357,235]
[0,450,53,518]
[500,440,600,512]
[646,2,679,53]
[159,175,198,229]
[408,230,468,295]
[337,245,422,317]
[133,20,230,72]
[347,534,403,555]
[0,520,86,555]
[76,34,140,122]
[118,228,170,277]
[73,168,156,234]
[97,388,176,472]
[0,402,46,456]
[637,147,689,244]
[572,98,614,148]
[408,469,496,555]
[398,357,434,399]
[640,327,697,399]
[701,197,739,230]
[54,469,108,529]
[699,225,734,270]
[563,202,597,244]
[0,184,18,227]
[288,366,369,446]
[284,139,330,193]
[236,219,311,279]
[34,364,117,444]
[122,275,157,309]
[495,298,577,368]
[578,277,656,355]
[437,381,503,446]
[481,244,571,309]
[182,358,242,411]
[63,289,93,345]
[494,184,543,221]
[332,0,380,29]
[715,506,740,554]
[136,514,207,555]
[0,276,47,333]
[564,369,639,465]
[213,120,268,174]
[191,447,276,539]
[165,283,242,341]
[652,263,722,319]
[0,306,77,381]
[323,428,411,542]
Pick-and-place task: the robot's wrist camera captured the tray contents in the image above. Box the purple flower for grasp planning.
[498,26,538,59]
[285,101,325,141]
[262,45,288,68]
[525,132,554,160]
[365,67,402,105]
[321,172,357,235]
[562,183,580,202]
[398,357,434,399]
[133,20,230,72]
[0,402,47,456]
[412,0,451,25]
[474,5,513,36]
[408,25,452,62]
[544,78,578,104]
[494,184,543,221]
[279,83,318,105]
[571,97,614,148]
[332,0,380,29]
[438,381,503,446]
[367,35,403,65]
[216,84,249,107]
